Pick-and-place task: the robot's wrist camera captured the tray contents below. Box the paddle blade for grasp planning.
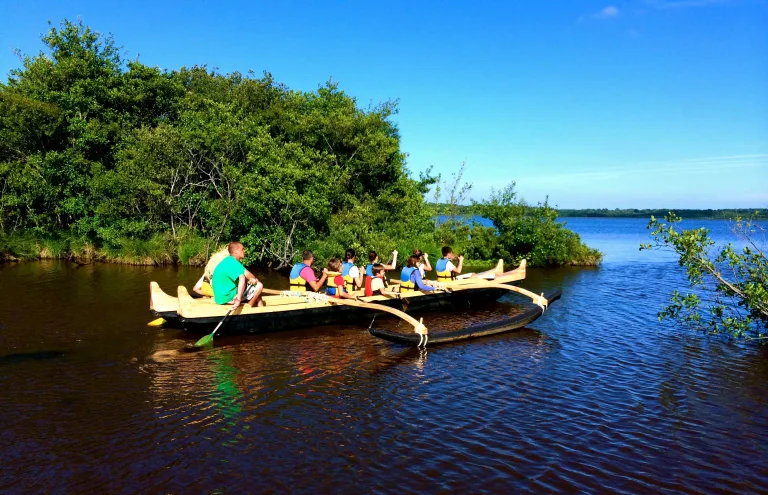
[147,318,166,327]
[194,333,214,347]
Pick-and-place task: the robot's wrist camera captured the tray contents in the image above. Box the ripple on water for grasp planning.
[2,256,768,493]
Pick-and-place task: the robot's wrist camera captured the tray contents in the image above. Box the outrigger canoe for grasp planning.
[149,259,562,345]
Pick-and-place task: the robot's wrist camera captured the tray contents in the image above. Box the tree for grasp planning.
[642,213,768,339]
[471,184,601,266]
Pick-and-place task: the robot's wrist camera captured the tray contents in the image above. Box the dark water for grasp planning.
[1,218,767,494]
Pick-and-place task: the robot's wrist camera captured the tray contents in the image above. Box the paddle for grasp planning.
[262,288,427,336]
[194,307,235,347]
[147,317,165,327]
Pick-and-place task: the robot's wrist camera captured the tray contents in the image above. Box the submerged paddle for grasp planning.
[194,307,234,347]
[147,317,165,327]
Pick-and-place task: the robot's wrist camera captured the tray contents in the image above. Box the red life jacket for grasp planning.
[365,274,385,297]
[331,275,345,298]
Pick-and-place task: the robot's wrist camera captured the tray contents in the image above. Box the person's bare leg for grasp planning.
[247,282,265,307]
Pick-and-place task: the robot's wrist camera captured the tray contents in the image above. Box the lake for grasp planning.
[1,218,766,493]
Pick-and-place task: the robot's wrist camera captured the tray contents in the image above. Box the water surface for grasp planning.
[1,218,766,493]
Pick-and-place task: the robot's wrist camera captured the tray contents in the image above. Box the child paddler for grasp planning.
[325,258,356,299]
[364,263,388,297]
[399,255,436,293]
[289,250,328,292]
[192,246,229,297]
[365,250,398,278]
[341,249,364,292]
[413,248,431,278]
[435,246,464,282]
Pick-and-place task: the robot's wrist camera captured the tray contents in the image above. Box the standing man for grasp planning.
[212,242,264,308]
[435,246,464,282]
[289,250,328,292]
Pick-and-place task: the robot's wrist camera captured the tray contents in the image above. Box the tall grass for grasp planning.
[0,229,225,266]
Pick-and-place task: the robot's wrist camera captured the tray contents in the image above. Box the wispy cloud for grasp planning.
[644,0,740,8]
[595,5,621,19]
[578,5,620,22]
[517,154,768,185]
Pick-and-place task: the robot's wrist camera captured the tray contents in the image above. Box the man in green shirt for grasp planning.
[212,242,264,308]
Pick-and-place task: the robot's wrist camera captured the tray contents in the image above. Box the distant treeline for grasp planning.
[0,19,601,268]
[556,209,768,219]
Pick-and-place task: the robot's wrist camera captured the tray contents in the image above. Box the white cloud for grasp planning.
[595,5,621,18]
[517,154,768,184]
[644,0,738,8]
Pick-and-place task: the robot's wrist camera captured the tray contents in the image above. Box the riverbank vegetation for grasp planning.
[0,19,600,268]
[642,214,767,340]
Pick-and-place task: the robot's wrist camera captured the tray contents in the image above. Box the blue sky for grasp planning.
[1,0,766,208]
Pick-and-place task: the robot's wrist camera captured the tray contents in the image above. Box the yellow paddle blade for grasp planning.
[147,318,166,327]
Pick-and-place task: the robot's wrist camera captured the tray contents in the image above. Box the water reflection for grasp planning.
[2,219,768,493]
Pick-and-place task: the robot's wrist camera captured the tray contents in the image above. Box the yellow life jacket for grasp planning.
[341,261,355,293]
[325,271,343,296]
[289,262,311,292]
[399,267,417,293]
[436,257,453,281]
[200,281,214,297]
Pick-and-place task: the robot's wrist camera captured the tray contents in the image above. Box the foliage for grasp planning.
[641,213,768,339]
[468,184,602,266]
[0,19,598,269]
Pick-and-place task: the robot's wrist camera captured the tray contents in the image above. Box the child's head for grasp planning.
[413,248,424,259]
[407,255,420,268]
[345,248,356,261]
[368,250,378,263]
[372,263,385,277]
[442,246,453,258]
[327,258,342,272]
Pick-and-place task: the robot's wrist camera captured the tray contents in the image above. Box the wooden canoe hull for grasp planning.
[177,286,515,334]
[368,289,562,346]
[150,260,539,334]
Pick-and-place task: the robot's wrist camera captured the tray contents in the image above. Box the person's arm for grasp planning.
[339,289,356,299]
[383,250,398,270]
[308,269,328,292]
[192,274,206,296]
[453,255,464,274]
[412,270,434,291]
[244,268,258,284]
[423,253,432,271]
[354,266,364,289]
[232,274,246,308]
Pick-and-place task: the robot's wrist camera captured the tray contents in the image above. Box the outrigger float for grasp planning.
[149,259,561,346]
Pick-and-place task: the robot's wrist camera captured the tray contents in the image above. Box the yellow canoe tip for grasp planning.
[147,318,166,327]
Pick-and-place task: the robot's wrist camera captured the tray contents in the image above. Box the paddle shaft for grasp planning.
[195,307,234,346]
[211,308,234,335]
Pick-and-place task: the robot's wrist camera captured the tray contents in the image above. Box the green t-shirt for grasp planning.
[212,255,245,304]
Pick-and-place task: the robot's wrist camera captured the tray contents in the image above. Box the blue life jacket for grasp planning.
[289,263,310,291]
[400,266,417,292]
[365,263,374,277]
[436,257,453,281]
